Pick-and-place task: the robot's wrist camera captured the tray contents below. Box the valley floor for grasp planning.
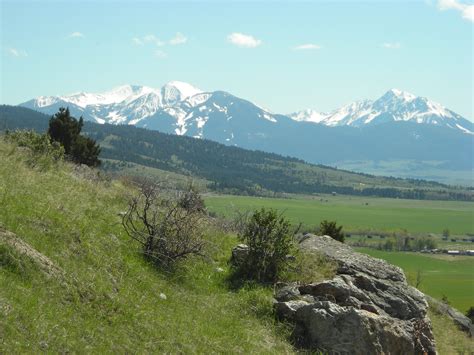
[205,193,474,235]
[356,248,474,313]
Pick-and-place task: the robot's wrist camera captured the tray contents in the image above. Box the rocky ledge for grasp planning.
[274,234,436,354]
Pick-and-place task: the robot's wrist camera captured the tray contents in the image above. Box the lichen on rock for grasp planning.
[274,234,437,354]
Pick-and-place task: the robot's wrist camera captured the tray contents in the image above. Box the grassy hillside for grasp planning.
[1,105,472,201]
[205,194,474,235]
[0,138,293,353]
[0,137,472,353]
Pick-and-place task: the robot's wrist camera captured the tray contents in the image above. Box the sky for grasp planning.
[1,0,473,119]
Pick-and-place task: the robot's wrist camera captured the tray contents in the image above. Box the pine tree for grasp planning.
[48,107,101,167]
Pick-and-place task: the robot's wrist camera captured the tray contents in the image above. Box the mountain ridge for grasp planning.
[21,83,473,135]
[289,88,472,132]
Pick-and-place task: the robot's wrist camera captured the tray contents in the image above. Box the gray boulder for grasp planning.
[275,234,436,354]
[230,243,249,267]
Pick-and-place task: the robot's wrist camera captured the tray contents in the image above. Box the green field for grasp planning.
[205,194,474,235]
[356,248,474,313]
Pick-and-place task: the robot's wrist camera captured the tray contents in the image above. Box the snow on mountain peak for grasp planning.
[289,109,327,123]
[387,88,416,102]
[287,89,471,133]
[58,84,145,108]
[161,81,202,104]
[22,85,472,136]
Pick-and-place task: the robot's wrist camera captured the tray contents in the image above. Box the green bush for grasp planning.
[5,129,64,167]
[235,208,296,283]
[320,220,344,242]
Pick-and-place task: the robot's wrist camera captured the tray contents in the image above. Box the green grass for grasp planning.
[0,139,294,353]
[346,234,474,251]
[355,248,474,313]
[205,194,474,235]
[1,138,472,353]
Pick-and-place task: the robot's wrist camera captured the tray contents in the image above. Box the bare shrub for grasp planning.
[122,182,207,268]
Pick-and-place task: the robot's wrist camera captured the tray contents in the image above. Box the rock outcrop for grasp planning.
[274,234,436,354]
[0,227,64,279]
[425,294,473,337]
[230,243,249,267]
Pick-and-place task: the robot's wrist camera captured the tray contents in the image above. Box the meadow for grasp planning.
[205,194,474,235]
[356,248,474,313]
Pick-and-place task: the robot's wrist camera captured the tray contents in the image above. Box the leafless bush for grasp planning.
[122,182,207,268]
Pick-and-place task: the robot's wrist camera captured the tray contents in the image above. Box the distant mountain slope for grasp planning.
[290,89,473,132]
[1,105,472,201]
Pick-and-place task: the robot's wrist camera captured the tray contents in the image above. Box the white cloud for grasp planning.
[227,32,262,48]
[142,34,165,46]
[169,32,187,45]
[154,50,167,59]
[382,42,401,49]
[69,32,84,38]
[132,32,187,58]
[293,43,322,50]
[7,48,28,57]
[438,0,474,22]
[133,33,188,47]
[132,37,144,46]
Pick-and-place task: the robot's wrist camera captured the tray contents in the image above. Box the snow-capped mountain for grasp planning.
[14,84,474,184]
[21,82,204,126]
[289,109,328,123]
[22,84,472,137]
[21,81,285,143]
[289,89,472,133]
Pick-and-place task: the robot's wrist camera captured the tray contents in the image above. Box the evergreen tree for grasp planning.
[48,107,83,155]
[320,220,344,242]
[71,135,101,167]
[48,107,101,167]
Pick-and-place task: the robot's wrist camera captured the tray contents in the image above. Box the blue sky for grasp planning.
[1,0,473,118]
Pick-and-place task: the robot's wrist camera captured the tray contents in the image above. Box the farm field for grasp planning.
[346,234,474,251]
[356,248,474,313]
[205,194,474,235]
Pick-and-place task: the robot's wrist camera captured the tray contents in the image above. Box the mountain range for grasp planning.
[19,82,474,185]
[21,82,472,134]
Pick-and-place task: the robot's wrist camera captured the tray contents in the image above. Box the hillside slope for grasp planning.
[1,138,472,353]
[1,105,471,201]
[0,138,293,353]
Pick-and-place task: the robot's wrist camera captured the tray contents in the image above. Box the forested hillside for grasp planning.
[1,105,472,201]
